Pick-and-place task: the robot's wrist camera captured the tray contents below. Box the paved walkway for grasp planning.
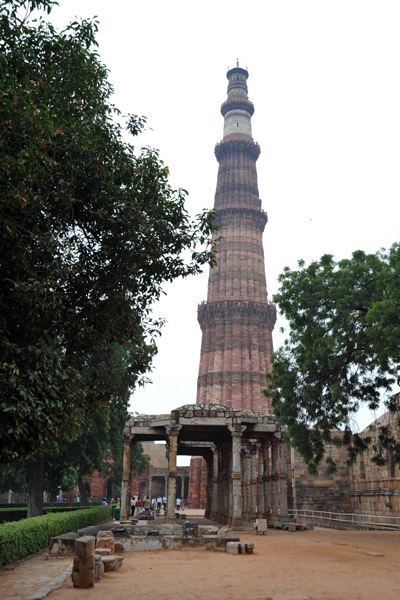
[1,552,72,600]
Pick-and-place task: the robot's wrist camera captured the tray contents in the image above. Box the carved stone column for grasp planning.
[271,438,279,523]
[249,441,258,520]
[211,444,219,520]
[279,441,289,522]
[166,425,181,520]
[229,425,246,527]
[205,454,213,519]
[256,442,264,518]
[121,436,132,520]
[263,441,271,519]
[241,447,251,520]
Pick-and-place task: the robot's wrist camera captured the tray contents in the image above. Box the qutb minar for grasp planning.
[189,63,277,507]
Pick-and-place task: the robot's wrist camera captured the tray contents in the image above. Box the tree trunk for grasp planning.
[77,474,89,506]
[27,457,44,518]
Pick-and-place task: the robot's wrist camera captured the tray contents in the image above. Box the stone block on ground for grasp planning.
[94,548,111,556]
[96,530,115,554]
[288,522,297,532]
[254,519,268,534]
[72,536,96,588]
[114,541,124,553]
[227,541,240,554]
[94,555,104,581]
[226,541,254,554]
[101,555,124,572]
[49,531,79,555]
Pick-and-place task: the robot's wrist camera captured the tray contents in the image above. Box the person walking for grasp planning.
[135,496,142,516]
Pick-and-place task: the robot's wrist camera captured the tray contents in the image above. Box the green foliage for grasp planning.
[267,245,400,472]
[0,504,112,568]
[0,504,93,524]
[0,0,218,464]
[132,442,150,476]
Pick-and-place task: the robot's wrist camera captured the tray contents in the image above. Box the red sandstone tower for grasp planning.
[188,64,276,508]
[196,63,276,413]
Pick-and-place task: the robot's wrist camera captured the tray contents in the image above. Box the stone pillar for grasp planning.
[216,444,224,522]
[279,441,289,522]
[271,438,279,523]
[249,442,258,520]
[241,448,251,520]
[211,444,219,520]
[263,441,271,519]
[205,454,213,519]
[229,425,246,527]
[256,442,264,518]
[166,425,181,520]
[121,436,132,520]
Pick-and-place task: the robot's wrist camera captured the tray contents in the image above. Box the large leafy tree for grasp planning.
[0,0,217,470]
[267,245,400,473]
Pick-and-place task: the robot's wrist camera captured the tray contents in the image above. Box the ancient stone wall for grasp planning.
[349,408,400,518]
[291,442,352,514]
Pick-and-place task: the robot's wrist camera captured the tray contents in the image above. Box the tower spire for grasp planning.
[196,66,276,413]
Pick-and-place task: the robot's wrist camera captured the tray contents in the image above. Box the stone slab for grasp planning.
[101,555,124,572]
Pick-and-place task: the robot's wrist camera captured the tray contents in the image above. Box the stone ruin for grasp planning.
[121,403,290,528]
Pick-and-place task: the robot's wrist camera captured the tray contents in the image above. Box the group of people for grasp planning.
[130,495,185,516]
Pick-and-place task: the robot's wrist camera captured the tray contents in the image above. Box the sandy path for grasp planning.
[47,528,400,600]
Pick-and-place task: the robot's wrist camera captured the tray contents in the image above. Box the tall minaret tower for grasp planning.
[196,63,276,413]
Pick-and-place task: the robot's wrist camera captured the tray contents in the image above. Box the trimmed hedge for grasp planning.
[0,505,113,568]
[0,505,94,524]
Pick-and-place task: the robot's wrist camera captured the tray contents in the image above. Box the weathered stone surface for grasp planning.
[97,530,114,540]
[49,532,79,555]
[114,541,124,553]
[112,526,127,536]
[240,541,254,554]
[227,541,240,554]
[199,526,219,535]
[182,521,199,537]
[96,530,115,554]
[218,526,240,543]
[94,548,111,556]
[254,519,268,534]
[94,555,104,581]
[72,536,95,588]
[77,526,99,537]
[226,541,254,554]
[129,537,165,552]
[74,536,95,560]
[288,522,297,532]
[96,538,114,553]
[273,522,289,530]
[101,555,124,571]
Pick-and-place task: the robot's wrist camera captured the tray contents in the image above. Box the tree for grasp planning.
[0,0,217,470]
[266,245,400,473]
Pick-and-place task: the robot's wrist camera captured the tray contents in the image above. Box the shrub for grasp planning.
[0,505,112,568]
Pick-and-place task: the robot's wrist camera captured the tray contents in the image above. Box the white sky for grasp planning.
[48,1,400,447]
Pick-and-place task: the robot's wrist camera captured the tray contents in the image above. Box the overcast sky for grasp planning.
[49,1,400,444]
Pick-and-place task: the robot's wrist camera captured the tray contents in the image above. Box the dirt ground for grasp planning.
[38,528,400,600]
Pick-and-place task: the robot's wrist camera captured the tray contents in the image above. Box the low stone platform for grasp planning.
[117,521,240,552]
